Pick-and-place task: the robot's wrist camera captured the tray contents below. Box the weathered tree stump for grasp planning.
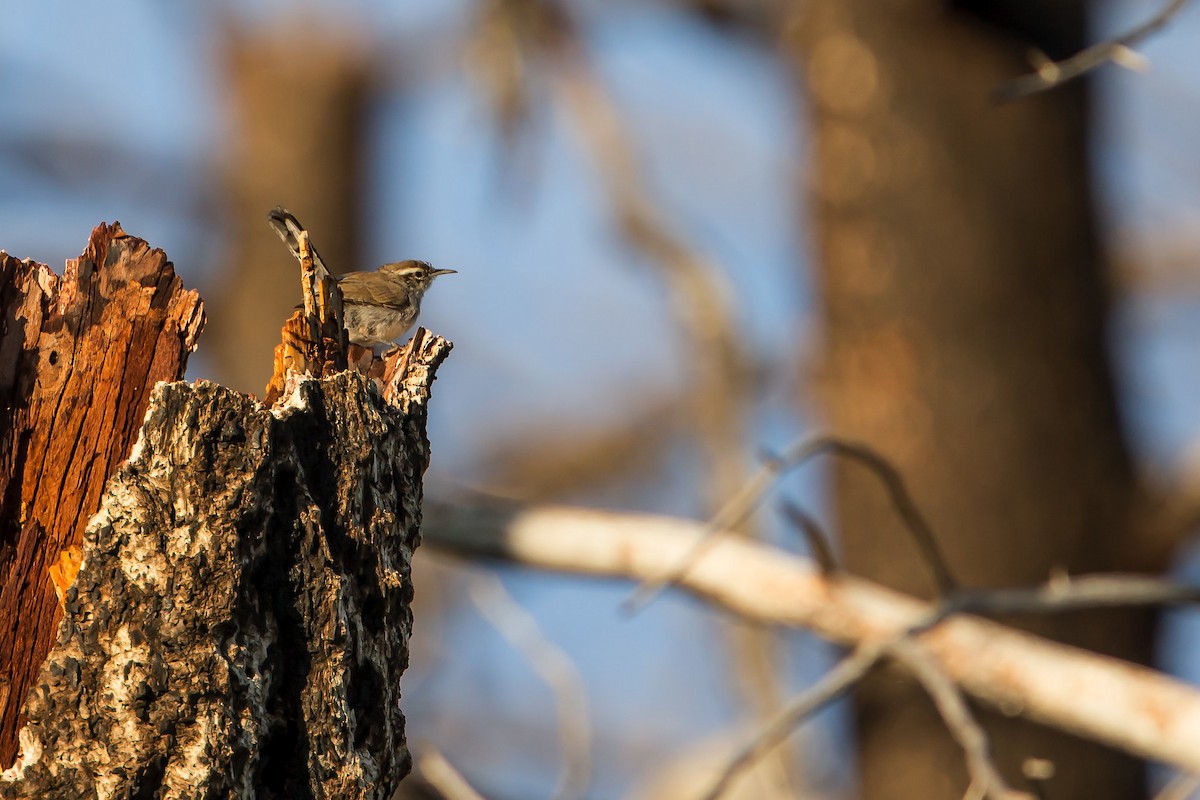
[0,225,204,766]
[0,224,450,799]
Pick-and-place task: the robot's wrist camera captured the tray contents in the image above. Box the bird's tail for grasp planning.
[266,206,332,279]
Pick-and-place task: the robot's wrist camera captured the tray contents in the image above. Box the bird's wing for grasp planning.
[336,271,416,313]
[266,207,332,280]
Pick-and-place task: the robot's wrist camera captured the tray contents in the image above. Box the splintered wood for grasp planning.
[263,229,437,406]
[263,229,348,405]
[0,224,204,767]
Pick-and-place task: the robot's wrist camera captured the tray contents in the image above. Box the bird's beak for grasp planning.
[431,269,457,277]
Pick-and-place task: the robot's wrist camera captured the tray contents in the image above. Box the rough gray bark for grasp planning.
[0,331,450,799]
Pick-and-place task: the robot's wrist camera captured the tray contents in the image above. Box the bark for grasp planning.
[262,225,349,405]
[789,3,1149,798]
[0,344,450,799]
[0,225,204,767]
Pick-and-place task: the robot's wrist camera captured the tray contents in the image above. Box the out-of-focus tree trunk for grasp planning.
[211,23,372,394]
[790,3,1150,798]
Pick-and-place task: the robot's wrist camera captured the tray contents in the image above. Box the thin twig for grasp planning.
[699,610,969,800]
[891,639,1031,800]
[624,435,955,613]
[816,439,954,593]
[697,641,887,800]
[780,500,838,575]
[994,0,1189,101]
[945,574,1200,616]
[465,568,591,800]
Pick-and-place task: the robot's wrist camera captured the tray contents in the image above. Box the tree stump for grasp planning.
[0,224,450,799]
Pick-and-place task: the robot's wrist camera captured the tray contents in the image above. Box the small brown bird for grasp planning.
[266,207,456,347]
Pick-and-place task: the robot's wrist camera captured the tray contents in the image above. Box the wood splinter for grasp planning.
[262,220,431,405]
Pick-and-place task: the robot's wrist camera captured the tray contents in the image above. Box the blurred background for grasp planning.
[3,0,1200,798]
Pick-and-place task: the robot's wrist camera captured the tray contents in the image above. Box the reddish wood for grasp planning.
[263,315,432,408]
[0,223,204,767]
[264,310,321,404]
[263,232,350,405]
[46,545,81,606]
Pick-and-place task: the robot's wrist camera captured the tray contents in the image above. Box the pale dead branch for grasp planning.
[423,495,1200,774]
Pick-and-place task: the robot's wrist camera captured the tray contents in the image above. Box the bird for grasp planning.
[266,206,456,347]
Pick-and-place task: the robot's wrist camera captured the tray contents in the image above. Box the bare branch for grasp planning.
[423,496,1200,773]
[699,641,887,800]
[705,583,1177,800]
[780,500,838,575]
[994,0,1188,101]
[946,575,1200,616]
[890,639,1029,800]
[624,435,955,613]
